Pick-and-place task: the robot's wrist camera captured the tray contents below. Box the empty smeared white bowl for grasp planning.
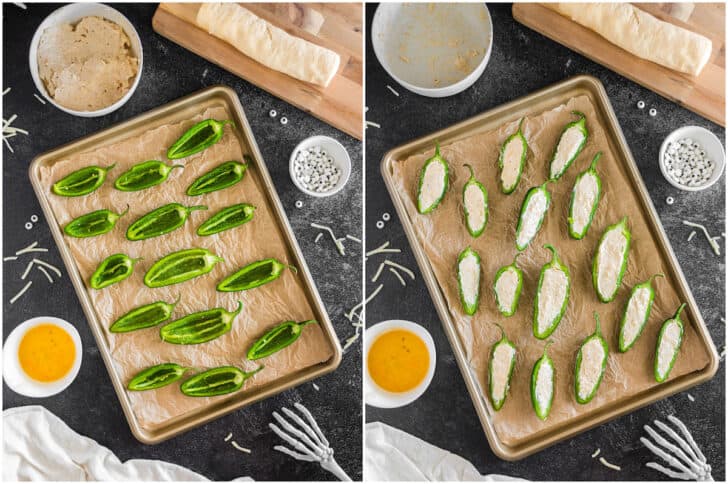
[28,3,143,117]
[3,316,82,398]
[289,135,351,197]
[372,3,493,97]
[365,319,436,409]
[659,126,725,192]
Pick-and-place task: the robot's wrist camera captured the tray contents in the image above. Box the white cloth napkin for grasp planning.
[365,421,522,481]
[3,405,210,481]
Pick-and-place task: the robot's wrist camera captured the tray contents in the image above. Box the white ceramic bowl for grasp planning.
[365,320,436,409]
[29,3,143,117]
[371,3,493,98]
[3,316,82,398]
[659,126,725,191]
[289,135,351,197]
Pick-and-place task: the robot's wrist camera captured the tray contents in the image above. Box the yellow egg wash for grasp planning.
[18,324,75,382]
[368,329,429,392]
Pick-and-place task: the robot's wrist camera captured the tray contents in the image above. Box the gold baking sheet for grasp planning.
[30,86,341,444]
[380,75,718,460]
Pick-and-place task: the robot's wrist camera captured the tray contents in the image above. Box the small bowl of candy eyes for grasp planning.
[289,135,351,197]
[659,126,725,192]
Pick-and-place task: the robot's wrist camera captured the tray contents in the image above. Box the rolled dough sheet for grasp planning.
[37,106,334,430]
[546,3,712,76]
[390,95,711,446]
[196,2,340,87]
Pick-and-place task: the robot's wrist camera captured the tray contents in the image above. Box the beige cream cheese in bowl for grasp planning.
[30,4,142,117]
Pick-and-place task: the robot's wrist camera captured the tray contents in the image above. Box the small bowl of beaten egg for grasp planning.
[365,320,436,408]
[3,317,82,398]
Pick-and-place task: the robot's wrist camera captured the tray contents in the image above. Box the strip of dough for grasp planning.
[196,2,340,87]
[546,3,712,76]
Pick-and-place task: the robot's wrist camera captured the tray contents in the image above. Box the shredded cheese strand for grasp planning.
[310,223,345,255]
[687,231,696,242]
[682,220,720,255]
[3,256,18,261]
[371,262,386,283]
[10,281,32,304]
[32,258,61,277]
[224,432,232,442]
[386,85,400,97]
[366,241,401,257]
[591,448,601,458]
[231,441,251,453]
[20,261,34,280]
[599,457,621,471]
[314,232,323,243]
[342,331,360,351]
[36,265,54,283]
[33,93,46,104]
[366,121,381,128]
[346,234,362,244]
[384,260,415,280]
[389,267,406,286]
[346,284,383,321]
[312,383,320,391]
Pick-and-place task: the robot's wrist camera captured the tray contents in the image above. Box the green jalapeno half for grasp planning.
[186,161,247,196]
[144,248,224,288]
[126,203,207,241]
[416,142,449,214]
[114,160,183,192]
[64,206,129,238]
[160,301,243,345]
[247,320,317,360]
[110,295,181,333]
[217,258,293,292]
[574,313,608,404]
[128,363,191,391]
[197,203,255,236]
[180,365,263,397]
[90,253,142,289]
[654,303,686,383]
[52,163,116,197]
[167,119,232,160]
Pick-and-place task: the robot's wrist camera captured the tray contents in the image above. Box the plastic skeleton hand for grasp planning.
[269,402,352,481]
[641,415,713,481]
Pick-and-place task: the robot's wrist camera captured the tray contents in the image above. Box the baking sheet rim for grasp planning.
[28,85,342,445]
[379,74,718,461]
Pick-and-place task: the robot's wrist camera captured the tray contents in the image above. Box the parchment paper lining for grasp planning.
[391,95,710,446]
[38,106,333,430]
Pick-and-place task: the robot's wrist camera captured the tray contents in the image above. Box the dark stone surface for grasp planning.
[364,3,724,481]
[3,4,361,481]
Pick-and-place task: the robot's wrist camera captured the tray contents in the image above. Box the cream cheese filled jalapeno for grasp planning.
[531,342,555,420]
[457,247,481,316]
[618,274,664,352]
[575,313,608,404]
[654,303,686,383]
[498,118,528,194]
[549,111,588,181]
[493,253,523,317]
[533,244,570,340]
[160,301,242,345]
[128,363,191,391]
[114,160,183,192]
[593,217,631,303]
[488,326,517,411]
[462,164,488,237]
[515,181,551,251]
[568,152,602,239]
[181,365,263,397]
[52,163,115,197]
[416,143,449,214]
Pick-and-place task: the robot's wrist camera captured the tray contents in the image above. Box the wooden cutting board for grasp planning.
[153,3,363,139]
[513,3,725,126]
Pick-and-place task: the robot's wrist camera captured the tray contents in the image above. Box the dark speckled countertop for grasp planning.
[364,3,725,481]
[3,4,361,481]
